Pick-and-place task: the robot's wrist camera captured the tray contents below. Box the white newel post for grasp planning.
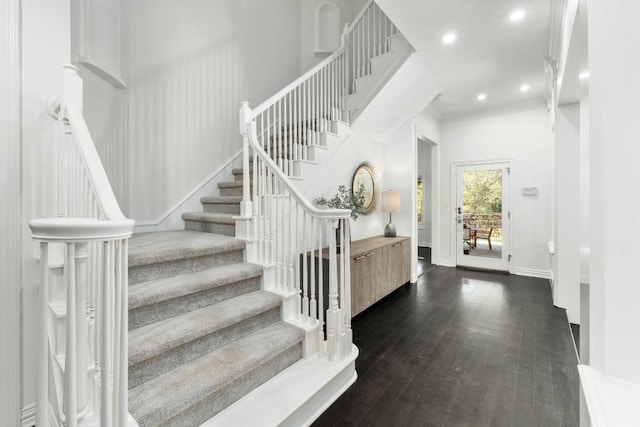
[239,102,253,219]
[342,219,353,357]
[326,219,341,361]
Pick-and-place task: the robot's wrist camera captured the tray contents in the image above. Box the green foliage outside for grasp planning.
[463,170,502,214]
[463,170,503,241]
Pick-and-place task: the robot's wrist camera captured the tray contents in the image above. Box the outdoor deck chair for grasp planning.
[474,227,494,251]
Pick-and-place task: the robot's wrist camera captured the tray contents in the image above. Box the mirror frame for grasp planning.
[352,161,378,214]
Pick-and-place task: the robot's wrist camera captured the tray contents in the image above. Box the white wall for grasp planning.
[299,118,419,282]
[20,0,72,413]
[439,101,553,277]
[587,0,640,384]
[302,131,387,242]
[125,0,302,222]
[383,120,418,282]
[0,0,22,423]
[553,102,580,323]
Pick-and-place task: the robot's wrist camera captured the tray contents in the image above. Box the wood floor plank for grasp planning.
[313,266,579,427]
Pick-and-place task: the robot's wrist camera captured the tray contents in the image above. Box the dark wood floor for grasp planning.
[314,266,579,427]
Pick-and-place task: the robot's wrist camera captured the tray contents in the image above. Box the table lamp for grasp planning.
[381,191,400,237]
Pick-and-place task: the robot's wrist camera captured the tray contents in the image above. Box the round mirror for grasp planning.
[352,162,377,214]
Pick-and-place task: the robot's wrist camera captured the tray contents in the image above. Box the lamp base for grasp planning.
[384,222,396,237]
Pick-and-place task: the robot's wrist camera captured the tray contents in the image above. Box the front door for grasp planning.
[455,162,510,271]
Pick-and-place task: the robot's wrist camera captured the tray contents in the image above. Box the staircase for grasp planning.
[32,2,412,426]
[127,168,307,426]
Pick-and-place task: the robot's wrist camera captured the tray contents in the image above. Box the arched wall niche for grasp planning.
[315,2,341,54]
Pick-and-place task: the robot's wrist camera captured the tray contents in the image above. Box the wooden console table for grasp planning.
[316,236,411,317]
[348,236,410,316]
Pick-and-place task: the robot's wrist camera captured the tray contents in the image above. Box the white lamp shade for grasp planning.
[381,191,401,213]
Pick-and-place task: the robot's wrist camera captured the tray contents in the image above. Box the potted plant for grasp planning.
[315,184,368,252]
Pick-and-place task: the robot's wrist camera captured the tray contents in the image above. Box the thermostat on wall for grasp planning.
[522,187,538,196]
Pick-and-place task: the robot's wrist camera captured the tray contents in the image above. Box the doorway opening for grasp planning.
[454,161,510,271]
[417,137,437,276]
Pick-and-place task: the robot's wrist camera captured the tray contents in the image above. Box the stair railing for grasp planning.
[237,1,398,360]
[29,65,134,427]
[237,0,397,208]
[240,103,353,361]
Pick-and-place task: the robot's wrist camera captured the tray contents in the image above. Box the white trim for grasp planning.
[578,364,640,427]
[134,150,242,232]
[77,58,126,89]
[450,158,514,272]
[201,345,358,427]
[513,267,552,280]
[0,0,22,423]
[21,403,35,427]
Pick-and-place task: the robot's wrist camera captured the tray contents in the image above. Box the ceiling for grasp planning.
[376,0,553,116]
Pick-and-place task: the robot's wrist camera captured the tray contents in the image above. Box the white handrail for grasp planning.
[66,104,127,221]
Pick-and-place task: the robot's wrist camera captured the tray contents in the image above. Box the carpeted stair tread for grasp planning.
[128,231,244,268]
[200,195,242,204]
[217,181,245,189]
[129,263,263,311]
[129,321,304,426]
[182,211,236,224]
[232,168,251,176]
[129,290,281,366]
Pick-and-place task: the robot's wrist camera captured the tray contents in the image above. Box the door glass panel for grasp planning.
[462,169,502,259]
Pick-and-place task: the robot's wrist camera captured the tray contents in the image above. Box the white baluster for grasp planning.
[317,221,325,357]
[75,242,89,423]
[310,217,317,324]
[112,241,122,423]
[64,243,78,427]
[302,213,309,321]
[100,241,112,427]
[343,220,353,357]
[239,102,252,218]
[295,206,302,321]
[117,239,128,425]
[36,242,49,427]
[326,220,340,361]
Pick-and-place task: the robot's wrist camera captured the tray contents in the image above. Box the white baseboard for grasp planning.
[134,150,242,233]
[513,267,552,279]
[21,402,35,427]
[22,402,139,427]
[438,258,455,267]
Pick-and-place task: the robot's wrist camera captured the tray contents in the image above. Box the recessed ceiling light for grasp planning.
[442,32,457,45]
[477,94,487,101]
[510,9,525,22]
[579,71,590,80]
[520,84,531,92]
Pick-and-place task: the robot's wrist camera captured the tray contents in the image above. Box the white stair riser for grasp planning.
[184,220,235,236]
[202,202,241,215]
